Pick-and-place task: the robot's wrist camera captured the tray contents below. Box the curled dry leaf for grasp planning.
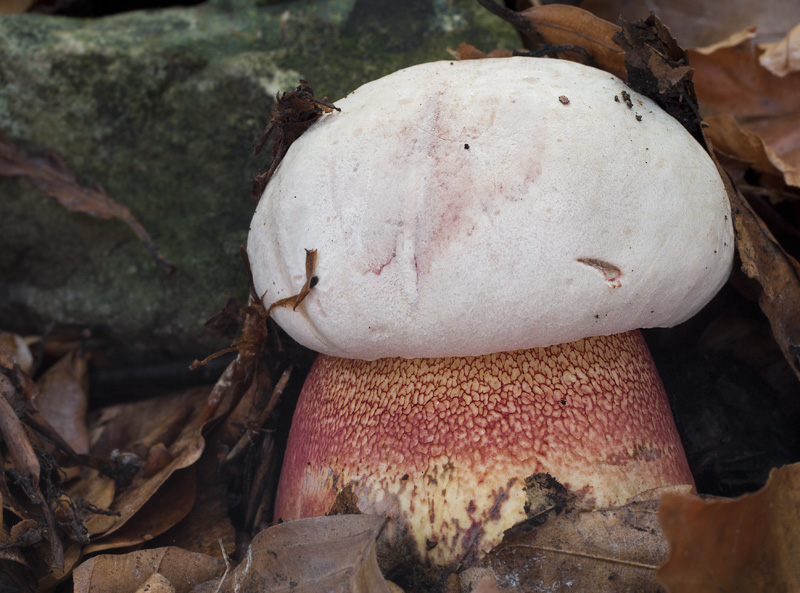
[476,0,626,78]
[690,25,800,188]
[758,21,800,77]
[0,332,33,374]
[86,387,217,544]
[657,463,800,592]
[0,131,176,275]
[0,365,67,570]
[216,515,392,593]
[84,467,197,555]
[72,546,224,593]
[705,114,794,183]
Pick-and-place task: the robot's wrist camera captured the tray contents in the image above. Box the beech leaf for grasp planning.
[217,515,392,593]
[72,546,224,593]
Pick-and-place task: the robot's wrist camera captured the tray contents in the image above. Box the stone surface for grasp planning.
[0,0,517,363]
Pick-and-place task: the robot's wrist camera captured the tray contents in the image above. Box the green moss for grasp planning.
[0,0,517,363]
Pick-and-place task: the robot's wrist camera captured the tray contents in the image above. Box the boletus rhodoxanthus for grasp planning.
[247,57,734,567]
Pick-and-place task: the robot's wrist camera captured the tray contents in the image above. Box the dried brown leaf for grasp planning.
[689,32,800,117]
[691,27,757,55]
[466,494,679,592]
[34,351,90,456]
[0,0,34,13]
[0,332,33,374]
[657,463,800,592]
[727,189,800,380]
[66,469,116,537]
[477,0,626,78]
[216,515,391,593]
[745,113,800,186]
[37,543,82,590]
[72,546,224,593]
[152,473,235,559]
[84,467,197,554]
[760,22,800,77]
[686,25,800,380]
[706,114,800,186]
[202,297,244,339]
[449,42,514,60]
[134,573,175,593]
[582,0,800,48]
[0,132,176,275]
[87,388,212,540]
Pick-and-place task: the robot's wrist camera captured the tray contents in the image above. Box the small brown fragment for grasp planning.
[621,90,633,108]
[265,248,318,315]
[613,15,702,142]
[558,95,570,104]
[327,484,362,516]
[252,82,339,201]
[448,42,514,61]
[577,257,623,288]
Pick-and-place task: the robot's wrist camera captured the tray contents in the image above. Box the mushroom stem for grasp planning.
[274,329,693,567]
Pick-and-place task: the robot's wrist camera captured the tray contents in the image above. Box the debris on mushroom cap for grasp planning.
[247,57,734,361]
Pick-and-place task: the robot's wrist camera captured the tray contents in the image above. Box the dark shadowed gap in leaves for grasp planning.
[28,0,205,17]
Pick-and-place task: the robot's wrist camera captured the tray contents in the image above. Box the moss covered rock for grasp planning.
[0,0,516,363]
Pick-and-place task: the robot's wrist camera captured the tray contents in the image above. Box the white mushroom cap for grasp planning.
[247,57,733,361]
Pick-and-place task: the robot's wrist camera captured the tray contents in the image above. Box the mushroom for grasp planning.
[248,57,734,567]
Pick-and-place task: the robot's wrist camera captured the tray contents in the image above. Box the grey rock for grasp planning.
[0,0,517,363]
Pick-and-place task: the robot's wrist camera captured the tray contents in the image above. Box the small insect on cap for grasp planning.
[247,57,734,361]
